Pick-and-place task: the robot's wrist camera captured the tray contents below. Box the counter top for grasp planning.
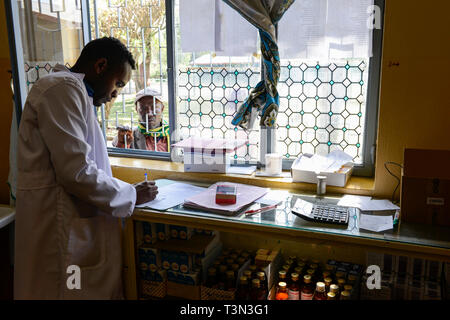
[0,205,15,229]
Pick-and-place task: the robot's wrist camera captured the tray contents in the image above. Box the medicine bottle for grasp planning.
[300,275,314,300]
[288,273,300,300]
[236,276,249,300]
[340,290,351,300]
[313,282,327,300]
[324,277,333,292]
[206,267,218,288]
[249,279,261,300]
[257,272,268,298]
[278,270,287,286]
[327,292,336,300]
[275,282,289,300]
[329,284,340,300]
[218,265,228,290]
[225,270,236,291]
[337,278,346,292]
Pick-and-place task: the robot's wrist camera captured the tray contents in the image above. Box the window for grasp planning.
[7,0,383,176]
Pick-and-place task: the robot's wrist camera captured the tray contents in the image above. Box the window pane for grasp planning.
[17,0,84,92]
[174,0,261,163]
[277,59,369,164]
[90,0,170,153]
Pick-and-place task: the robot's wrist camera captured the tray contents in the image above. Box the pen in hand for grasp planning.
[145,172,148,182]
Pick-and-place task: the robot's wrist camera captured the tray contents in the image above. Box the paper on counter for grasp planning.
[338,195,372,208]
[338,195,400,212]
[359,213,394,232]
[255,171,291,178]
[296,150,353,173]
[255,189,290,206]
[359,199,400,211]
[136,182,206,211]
[227,166,257,175]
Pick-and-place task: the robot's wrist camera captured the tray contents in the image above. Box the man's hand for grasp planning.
[134,180,158,205]
[116,126,133,148]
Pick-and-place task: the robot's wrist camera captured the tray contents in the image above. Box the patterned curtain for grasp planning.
[226,0,295,130]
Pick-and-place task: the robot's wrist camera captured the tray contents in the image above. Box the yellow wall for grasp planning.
[0,0,13,205]
[373,0,450,198]
[0,1,449,204]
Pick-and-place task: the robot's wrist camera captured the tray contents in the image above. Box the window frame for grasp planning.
[8,0,384,176]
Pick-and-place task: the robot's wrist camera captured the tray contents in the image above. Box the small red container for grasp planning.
[215,185,237,205]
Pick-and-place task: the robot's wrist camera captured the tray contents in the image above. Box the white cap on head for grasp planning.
[134,87,163,105]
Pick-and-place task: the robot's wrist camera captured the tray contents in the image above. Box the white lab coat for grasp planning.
[14,64,136,299]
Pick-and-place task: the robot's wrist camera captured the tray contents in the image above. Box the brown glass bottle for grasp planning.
[236,276,250,300]
[257,272,268,299]
[249,278,261,300]
[324,277,333,292]
[347,275,357,286]
[300,275,314,300]
[282,264,291,277]
[313,282,327,300]
[288,273,300,300]
[344,285,353,298]
[322,271,331,282]
[278,270,287,287]
[249,264,258,278]
[329,284,340,300]
[231,263,240,278]
[206,267,218,288]
[294,266,303,277]
[306,268,316,283]
[243,270,253,282]
[327,292,336,300]
[337,278,346,292]
[275,281,289,300]
[340,290,351,300]
[225,270,236,291]
[226,258,235,267]
[218,265,228,290]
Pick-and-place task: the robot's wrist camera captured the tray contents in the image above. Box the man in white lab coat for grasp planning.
[14,37,158,299]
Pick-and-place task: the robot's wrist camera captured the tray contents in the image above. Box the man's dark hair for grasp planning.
[76,37,136,70]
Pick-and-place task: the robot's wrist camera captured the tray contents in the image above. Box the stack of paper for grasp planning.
[296,150,353,173]
[337,195,400,232]
[337,195,400,212]
[136,181,206,211]
[184,182,269,216]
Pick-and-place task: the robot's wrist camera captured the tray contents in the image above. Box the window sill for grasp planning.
[109,156,375,196]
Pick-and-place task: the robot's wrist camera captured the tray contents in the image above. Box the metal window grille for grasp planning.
[9,0,383,175]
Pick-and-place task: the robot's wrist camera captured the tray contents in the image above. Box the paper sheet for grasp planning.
[184,182,269,214]
[337,195,372,208]
[296,150,353,173]
[359,213,394,232]
[255,190,290,206]
[255,171,291,178]
[136,182,206,211]
[338,195,400,212]
[227,166,257,175]
[359,200,400,211]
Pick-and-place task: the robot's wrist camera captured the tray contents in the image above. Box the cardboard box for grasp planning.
[291,154,353,187]
[184,151,231,173]
[173,137,247,173]
[401,149,450,226]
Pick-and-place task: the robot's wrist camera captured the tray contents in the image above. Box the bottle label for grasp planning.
[288,289,300,300]
[301,292,314,300]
